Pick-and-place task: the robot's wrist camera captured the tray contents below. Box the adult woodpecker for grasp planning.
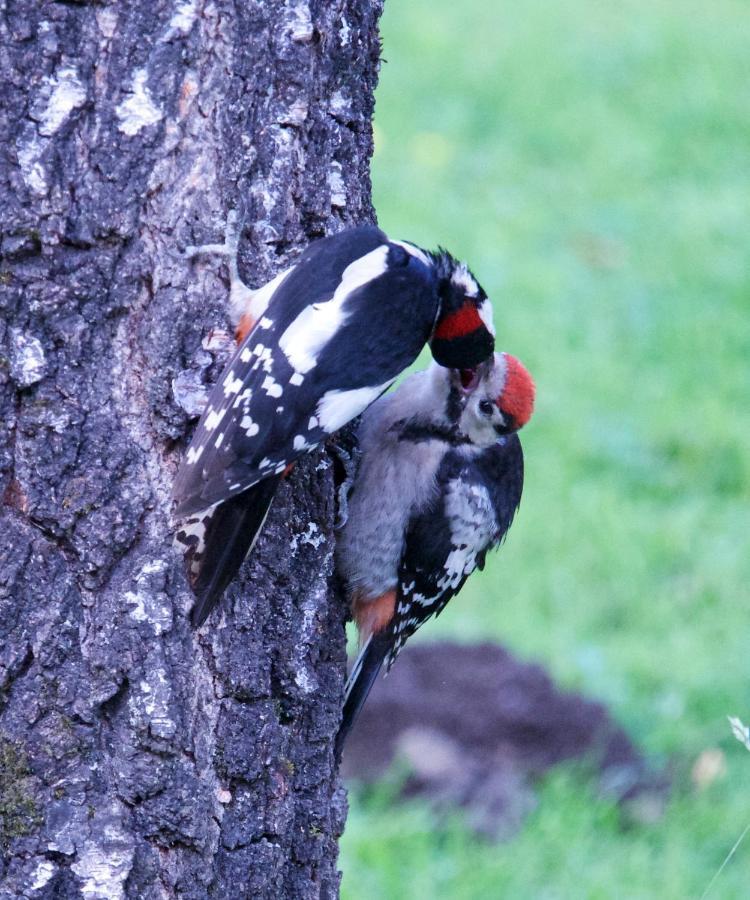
[173,225,496,626]
[334,351,535,758]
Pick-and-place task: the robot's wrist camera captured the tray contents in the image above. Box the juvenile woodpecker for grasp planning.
[173,225,496,626]
[334,351,535,757]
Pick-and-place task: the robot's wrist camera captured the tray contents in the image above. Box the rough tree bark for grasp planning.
[0,1,382,896]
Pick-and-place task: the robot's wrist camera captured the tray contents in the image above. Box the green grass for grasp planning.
[340,0,750,896]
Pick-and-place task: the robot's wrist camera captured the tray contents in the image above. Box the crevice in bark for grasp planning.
[1,0,383,895]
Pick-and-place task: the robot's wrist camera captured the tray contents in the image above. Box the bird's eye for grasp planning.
[479,399,494,417]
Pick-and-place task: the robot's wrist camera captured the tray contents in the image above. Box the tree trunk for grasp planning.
[0,2,382,896]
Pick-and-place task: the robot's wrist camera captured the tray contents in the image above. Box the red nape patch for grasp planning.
[497,354,535,428]
[433,301,483,341]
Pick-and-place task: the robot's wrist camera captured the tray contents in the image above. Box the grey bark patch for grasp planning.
[1,0,384,895]
[9,330,46,387]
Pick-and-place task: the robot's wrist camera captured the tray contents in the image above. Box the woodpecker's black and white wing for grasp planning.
[174,476,282,627]
[173,226,443,519]
[387,433,525,668]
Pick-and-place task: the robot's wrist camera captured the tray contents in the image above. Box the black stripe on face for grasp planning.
[397,422,473,445]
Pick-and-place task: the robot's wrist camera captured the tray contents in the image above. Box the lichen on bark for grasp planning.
[0,736,43,851]
[0,1,383,895]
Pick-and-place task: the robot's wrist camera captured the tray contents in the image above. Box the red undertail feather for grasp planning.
[352,589,396,645]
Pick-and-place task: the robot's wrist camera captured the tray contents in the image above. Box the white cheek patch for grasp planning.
[316,379,394,433]
[278,244,389,375]
[450,263,479,298]
[477,298,495,337]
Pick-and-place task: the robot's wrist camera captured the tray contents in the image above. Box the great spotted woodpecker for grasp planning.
[173,225,496,626]
[334,351,535,757]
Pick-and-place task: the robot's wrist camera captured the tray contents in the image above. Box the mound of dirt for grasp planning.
[340,641,665,838]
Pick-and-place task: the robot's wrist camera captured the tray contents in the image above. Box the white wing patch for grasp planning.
[278,244,389,375]
[438,478,496,591]
[449,262,479,298]
[316,379,395,433]
[477,298,495,337]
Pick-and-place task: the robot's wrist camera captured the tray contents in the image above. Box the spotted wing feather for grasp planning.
[386,434,524,669]
[189,476,282,626]
[173,226,441,518]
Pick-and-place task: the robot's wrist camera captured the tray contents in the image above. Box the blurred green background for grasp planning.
[339,0,750,896]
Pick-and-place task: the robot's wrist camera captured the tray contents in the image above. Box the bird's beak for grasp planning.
[458,356,495,394]
[458,368,479,392]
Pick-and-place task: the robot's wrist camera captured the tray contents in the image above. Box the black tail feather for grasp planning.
[335,631,391,762]
[190,476,281,627]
